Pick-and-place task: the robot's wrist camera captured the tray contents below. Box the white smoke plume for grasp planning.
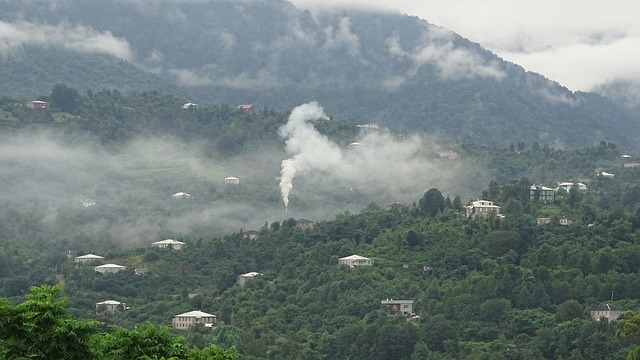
[277,102,490,215]
[278,102,342,209]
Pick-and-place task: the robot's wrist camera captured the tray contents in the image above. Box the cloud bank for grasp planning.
[291,0,640,91]
[0,133,285,249]
[0,20,133,60]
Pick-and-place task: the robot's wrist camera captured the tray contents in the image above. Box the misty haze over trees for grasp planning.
[4,0,640,359]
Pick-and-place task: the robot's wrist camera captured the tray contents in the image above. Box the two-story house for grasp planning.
[466,200,502,218]
[530,184,555,203]
[172,310,218,330]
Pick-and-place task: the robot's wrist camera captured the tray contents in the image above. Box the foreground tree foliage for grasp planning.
[0,285,236,360]
[0,285,96,360]
[618,312,640,360]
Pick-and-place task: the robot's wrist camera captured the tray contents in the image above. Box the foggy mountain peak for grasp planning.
[0,0,639,150]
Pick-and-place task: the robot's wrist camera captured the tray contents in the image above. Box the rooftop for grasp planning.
[95,263,126,268]
[174,310,217,318]
[152,239,186,245]
[76,254,104,259]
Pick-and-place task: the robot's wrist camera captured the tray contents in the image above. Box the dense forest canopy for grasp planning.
[3,86,640,358]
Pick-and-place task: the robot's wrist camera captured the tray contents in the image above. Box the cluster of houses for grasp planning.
[83,175,242,209]
[462,181,593,225]
[76,176,628,329]
[335,252,626,321]
[79,230,627,329]
[170,177,239,201]
[181,103,255,112]
[336,255,416,317]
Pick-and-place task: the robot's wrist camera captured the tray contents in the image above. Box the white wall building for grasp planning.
[338,255,374,267]
[75,254,105,263]
[151,239,186,250]
[381,299,414,317]
[172,192,191,199]
[94,264,127,274]
[224,176,240,184]
[172,310,218,330]
[95,300,125,314]
[591,304,625,323]
[237,272,261,286]
[466,200,502,218]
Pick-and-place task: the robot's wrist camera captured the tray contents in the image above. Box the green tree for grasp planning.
[568,185,583,206]
[406,230,421,248]
[0,286,237,360]
[422,315,456,352]
[50,83,81,114]
[419,188,445,217]
[98,322,238,360]
[452,195,463,212]
[617,311,640,359]
[555,300,583,323]
[212,321,242,349]
[0,285,98,360]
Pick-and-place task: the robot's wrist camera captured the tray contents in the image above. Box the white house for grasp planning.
[95,300,125,314]
[598,171,615,178]
[237,272,261,286]
[591,304,625,323]
[338,255,374,267]
[537,217,551,225]
[224,176,240,184]
[244,230,260,240]
[80,198,96,207]
[181,103,198,109]
[466,200,502,218]
[438,150,458,160]
[559,216,574,226]
[381,299,414,317]
[556,182,587,192]
[151,239,186,250]
[75,254,105,264]
[172,192,191,199]
[172,310,218,330]
[94,264,127,274]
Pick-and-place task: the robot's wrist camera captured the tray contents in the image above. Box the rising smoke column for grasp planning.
[278,102,343,210]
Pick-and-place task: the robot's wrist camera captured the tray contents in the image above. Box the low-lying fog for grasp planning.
[0,102,490,250]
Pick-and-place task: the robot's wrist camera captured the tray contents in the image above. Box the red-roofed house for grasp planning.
[27,101,49,109]
[237,104,255,112]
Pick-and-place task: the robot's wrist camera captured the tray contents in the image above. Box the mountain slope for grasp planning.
[1,0,639,149]
[0,46,181,99]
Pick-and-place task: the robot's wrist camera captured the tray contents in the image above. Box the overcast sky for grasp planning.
[290,0,640,92]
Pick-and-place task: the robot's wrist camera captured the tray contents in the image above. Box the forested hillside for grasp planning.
[3,88,640,358]
[0,46,180,99]
[1,0,639,149]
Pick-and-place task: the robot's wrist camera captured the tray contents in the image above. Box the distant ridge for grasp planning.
[0,0,638,150]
